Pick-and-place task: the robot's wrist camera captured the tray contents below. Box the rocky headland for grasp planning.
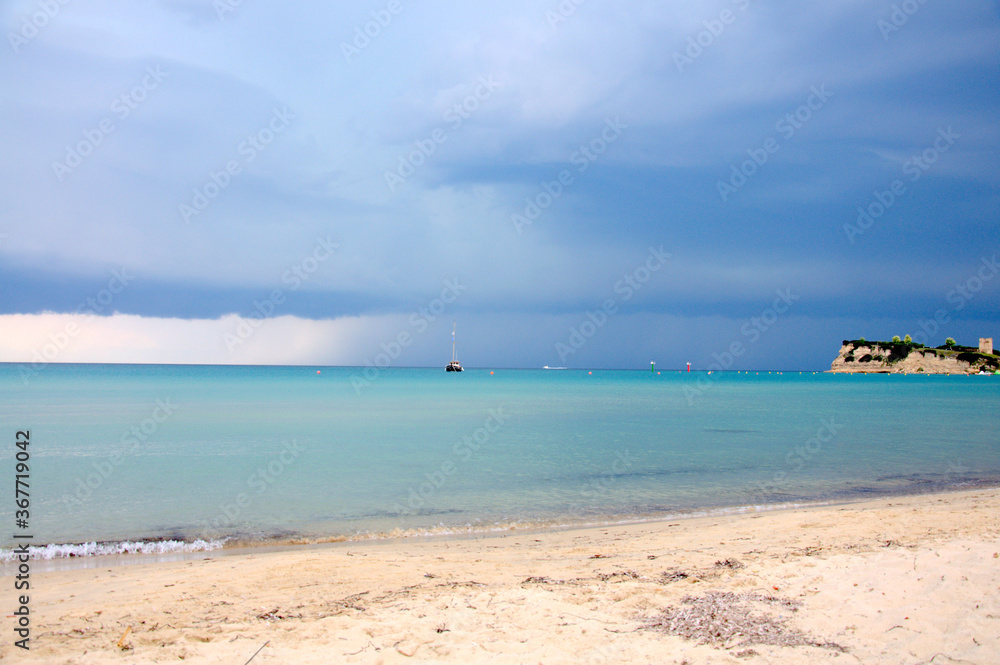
[830,339,999,374]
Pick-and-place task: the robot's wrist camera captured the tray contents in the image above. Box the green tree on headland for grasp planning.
[945,337,956,348]
[892,335,901,343]
[904,334,912,343]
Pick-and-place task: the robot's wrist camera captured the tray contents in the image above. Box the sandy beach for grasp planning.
[3,489,999,664]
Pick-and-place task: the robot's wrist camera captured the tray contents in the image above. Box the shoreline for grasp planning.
[6,476,1000,568]
[7,476,1000,565]
[2,487,998,663]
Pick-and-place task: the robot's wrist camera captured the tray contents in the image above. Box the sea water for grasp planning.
[1,364,998,559]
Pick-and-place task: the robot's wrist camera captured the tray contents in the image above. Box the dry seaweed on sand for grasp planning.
[658,568,690,583]
[714,558,746,570]
[642,591,847,652]
[595,570,643,582]
[523,576,557,584]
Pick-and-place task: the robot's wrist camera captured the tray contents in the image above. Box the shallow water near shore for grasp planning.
[1,364,998,559]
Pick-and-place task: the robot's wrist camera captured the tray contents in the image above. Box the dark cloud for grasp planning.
[0,0,997,368]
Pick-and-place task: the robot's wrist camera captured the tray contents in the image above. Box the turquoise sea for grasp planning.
[1,364,998,559]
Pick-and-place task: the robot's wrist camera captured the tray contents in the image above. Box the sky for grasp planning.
[1,0,998,370]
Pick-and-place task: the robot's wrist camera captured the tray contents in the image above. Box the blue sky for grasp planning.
[1,0,998,370]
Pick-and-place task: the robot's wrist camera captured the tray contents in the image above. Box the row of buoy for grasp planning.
[314,369,824,375]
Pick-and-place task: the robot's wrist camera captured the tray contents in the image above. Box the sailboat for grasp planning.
[446,321,463,372]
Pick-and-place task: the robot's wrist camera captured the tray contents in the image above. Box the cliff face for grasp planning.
[830,342,999,374]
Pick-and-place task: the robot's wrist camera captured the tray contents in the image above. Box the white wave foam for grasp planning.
[0,538,225,562]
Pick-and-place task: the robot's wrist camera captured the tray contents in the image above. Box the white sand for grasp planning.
[2,489,999,664]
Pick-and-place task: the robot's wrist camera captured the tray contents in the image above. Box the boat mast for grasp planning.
[451,321,457,362]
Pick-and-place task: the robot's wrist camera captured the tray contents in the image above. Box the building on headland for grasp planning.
[981,338,994,355]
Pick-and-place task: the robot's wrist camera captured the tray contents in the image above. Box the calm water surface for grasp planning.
[1,364,997,557]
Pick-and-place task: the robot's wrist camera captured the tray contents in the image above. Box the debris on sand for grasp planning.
[643,591,847,652]
[658,568,690,583]
[714,558,746,570]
